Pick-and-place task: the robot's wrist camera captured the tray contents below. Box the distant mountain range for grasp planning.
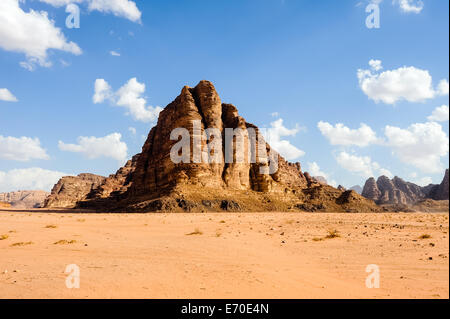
[361,169,449,205]
[0,190,49,209]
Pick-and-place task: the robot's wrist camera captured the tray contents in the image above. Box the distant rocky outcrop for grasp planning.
[0,190,49,209]
[44,174,106,208]
[362,170,449,206]
[350,185,363,194]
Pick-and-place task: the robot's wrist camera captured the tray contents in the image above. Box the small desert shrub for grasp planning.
[0,234,9,241]
[312,237,324,242]
[219,220,226,224]
[54,240,77,245]
[326,229,341,239]
[186,228,203,236]
[45,225,57,229]
[215,231,222,237]
[10,242,33,247]
[419,234,432,239]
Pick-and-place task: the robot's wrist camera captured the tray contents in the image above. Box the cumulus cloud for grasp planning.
[128,127,137,135]
[263,118,305,161]
[0,88,18,102]
[395,0,424,13]
[317,121,379,147]
[0,167,69,193]
[306,162,337,187]
[358,60,448,104]
[437,79,449,96]
[0,0,82,71]
[110,50,121,56]
[0,136,49,161]
[58,133,128,162]
[39,0,142,23]
[336,151,392,178]
[93,78,162,123]
[385,121,449,173]
[428,105,449,122]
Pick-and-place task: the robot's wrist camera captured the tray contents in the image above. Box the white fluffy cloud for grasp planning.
[0,136,49,161]
[39,0,142,23]
[0,0,82,71]
[110,50,121,57]
[0,167,69,192]
[336,151,392,178]
[396,0,424,13]
[93,78,162,123]
[385,122,449,173]
[317,121,379,147]
[358,60,448,104]
[0,88,18,102]
[437,79,449,96]
[306,162,337,187]
[263,118,305,160]
[428,105,449,122]
[58,133,128,162]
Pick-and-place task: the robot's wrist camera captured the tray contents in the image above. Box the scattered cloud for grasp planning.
[318,121,379,147]
[263,118,305,160]
[358,60,448,104]
[336,151,392,178]
[428,105,449,122]
[93,78,162,123]
[0,88,18,102]
[306,162,337,187]
[0,135,49,161]
[110,50,121,57]
[128,127,137,135]
[58,133,128,162]
[0,0,82,71]
[385,121,449,173]
[395,0,424,14]
[0,167,69,192]
[39,0,142,23]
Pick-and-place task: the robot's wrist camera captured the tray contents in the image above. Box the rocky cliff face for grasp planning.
[428,169,449,201]
[0,190,49,209]
[59,81,378,213]
[362,170,449,205]
[44,174,106,208]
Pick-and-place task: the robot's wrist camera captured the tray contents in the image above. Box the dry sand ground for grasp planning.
[0,209,448,299]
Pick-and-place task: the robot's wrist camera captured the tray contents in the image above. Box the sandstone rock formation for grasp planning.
[0,190,49,209]
[0,201,11,208]
[362,170,449,206]
[44,174,106,208]
[427,169,449,201]
[51,80,378,213]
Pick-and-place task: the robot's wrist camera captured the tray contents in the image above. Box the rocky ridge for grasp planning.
[0,190,49,209]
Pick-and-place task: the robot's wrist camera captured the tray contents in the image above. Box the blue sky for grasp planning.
[0,0,448,192]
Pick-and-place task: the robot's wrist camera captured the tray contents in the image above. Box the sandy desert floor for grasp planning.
[0,210,448,299]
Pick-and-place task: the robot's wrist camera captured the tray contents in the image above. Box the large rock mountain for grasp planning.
[362,170,449,205]
[0,190,49,209]
[46,81,379,213]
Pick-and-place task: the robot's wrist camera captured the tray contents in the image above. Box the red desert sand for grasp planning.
[0,210,448,299]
